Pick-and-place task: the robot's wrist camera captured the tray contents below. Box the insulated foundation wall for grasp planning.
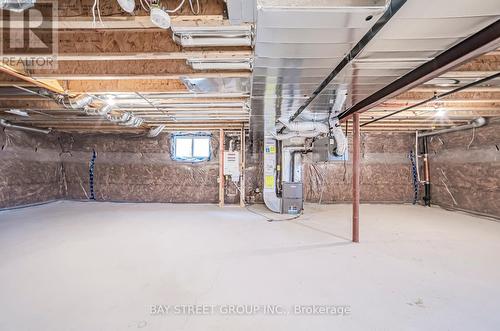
[58,132,262,204]
[304,132,415,203]
[0,129,64,208]
[427,121,500,217]
[60,133,221,203]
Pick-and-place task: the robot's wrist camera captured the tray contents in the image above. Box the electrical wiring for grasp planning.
[139,0,151,11]
[165,0,185,13]
[141,0,201,14]
[91,0,103,26]
[188,0,200,14]
[467,127,476,150]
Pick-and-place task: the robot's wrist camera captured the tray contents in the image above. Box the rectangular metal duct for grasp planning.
[250,0,389,137]
[251,0,500,137]
[225,0,256,24]
[311,0,500,114]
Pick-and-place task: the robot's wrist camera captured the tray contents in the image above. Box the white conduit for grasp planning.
[0,119,51,134]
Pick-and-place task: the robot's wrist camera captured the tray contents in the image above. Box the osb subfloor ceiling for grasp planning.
[0,0,499,134]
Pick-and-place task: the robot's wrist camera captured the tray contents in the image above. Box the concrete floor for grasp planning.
[0,202,499,331]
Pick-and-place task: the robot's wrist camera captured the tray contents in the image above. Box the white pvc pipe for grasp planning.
[418,117,486,138]
[0,119,51,134]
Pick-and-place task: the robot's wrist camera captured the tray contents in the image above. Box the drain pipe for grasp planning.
[0,119,51,134]
[420,136,431,207]
[415,117,486,207]
[418,117,486,138]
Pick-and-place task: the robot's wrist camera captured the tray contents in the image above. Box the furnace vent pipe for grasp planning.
[273,119,329,140]
[0,119,51,134]
[279,118,329,133]
[418,117,486,138]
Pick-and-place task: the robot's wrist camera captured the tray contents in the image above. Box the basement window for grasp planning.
[171,133,211,162]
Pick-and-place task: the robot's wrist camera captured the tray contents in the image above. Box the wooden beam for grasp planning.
[409,86,500,93]
[51,51,252,61]
[32,72,251,80]
[0,63,67,95]
[64,79,187,93]
[55,15,228,30]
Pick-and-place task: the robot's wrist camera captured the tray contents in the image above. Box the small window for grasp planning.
[171,133,211,162]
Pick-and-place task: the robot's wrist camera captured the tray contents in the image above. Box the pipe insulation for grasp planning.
[418,117,486,138]
[299,110,329,122]
[272,130,326,141]
[272,118,329,140]
[0,119,51,134]
[279,119,329,133]
[331,122,347,157]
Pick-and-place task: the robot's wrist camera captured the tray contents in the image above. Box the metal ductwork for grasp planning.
[85,104,113,116]
[0,119,51,134]
[106,112,144,128]
[68,95,94,109]
[257,0,388,213]
[147,125,166,138]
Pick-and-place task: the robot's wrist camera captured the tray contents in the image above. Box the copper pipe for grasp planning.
[352,113,361,243]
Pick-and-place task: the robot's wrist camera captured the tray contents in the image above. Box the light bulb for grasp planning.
[150,6,171,29]
[435,109,447,117]
[117,0,135,13]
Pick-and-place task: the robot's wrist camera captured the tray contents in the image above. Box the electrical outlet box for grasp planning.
[312,137,349,162]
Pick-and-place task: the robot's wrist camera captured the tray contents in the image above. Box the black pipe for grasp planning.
[338,19,500,120]
[421,137,431,207]
[276,140,282,197]
[277,0,408,133]
[361,72,500,127]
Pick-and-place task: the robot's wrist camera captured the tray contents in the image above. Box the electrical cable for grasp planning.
[188,0,200,14]
[139,0,151,11]
[164,0,186,13]
[467,127,476,150]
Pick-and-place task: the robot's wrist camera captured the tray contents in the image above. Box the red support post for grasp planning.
[352,113,360,243]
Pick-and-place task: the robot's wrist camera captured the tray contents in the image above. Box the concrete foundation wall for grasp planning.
[427,121,500,217]
[304,132,415,203]
[0,129,64,208]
